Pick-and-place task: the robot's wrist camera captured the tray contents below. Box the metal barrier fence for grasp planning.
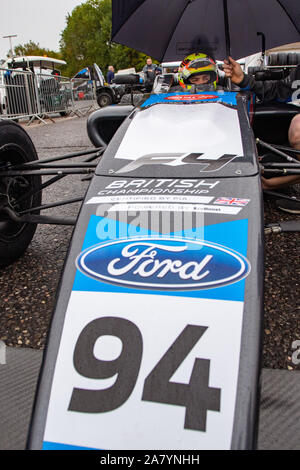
[69,77,98,117]
[0,68,98,124]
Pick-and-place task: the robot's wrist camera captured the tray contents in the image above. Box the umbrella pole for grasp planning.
[223,0,231,58]
[223,0,232,91]
[257,32,267,66]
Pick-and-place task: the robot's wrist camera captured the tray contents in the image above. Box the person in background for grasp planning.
[143,58,161,91]
[107,65,115,84]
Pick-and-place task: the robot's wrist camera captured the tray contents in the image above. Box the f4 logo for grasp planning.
[116,153,237,174]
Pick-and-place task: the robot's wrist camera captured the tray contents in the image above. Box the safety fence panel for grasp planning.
[0,68,39,119]
[36,73,73,116]
[70,77,98,116]
[0,68,98,122]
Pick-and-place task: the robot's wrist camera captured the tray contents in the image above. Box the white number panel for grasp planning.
[43,291,243,450]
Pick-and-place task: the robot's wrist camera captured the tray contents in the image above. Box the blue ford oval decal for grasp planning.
[76,237,250,290]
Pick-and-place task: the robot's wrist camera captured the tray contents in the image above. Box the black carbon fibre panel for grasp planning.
[0,346,299,450]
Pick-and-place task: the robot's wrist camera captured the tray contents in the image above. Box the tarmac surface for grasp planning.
[0,115,94,350]
[0,112,299,371]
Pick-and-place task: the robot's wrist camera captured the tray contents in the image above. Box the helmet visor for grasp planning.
[187,70,217,85]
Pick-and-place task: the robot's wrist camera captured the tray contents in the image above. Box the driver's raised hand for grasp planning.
[223,57,244,85]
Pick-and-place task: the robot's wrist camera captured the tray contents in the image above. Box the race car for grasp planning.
[0,68,299,450]
[72,63,147,108]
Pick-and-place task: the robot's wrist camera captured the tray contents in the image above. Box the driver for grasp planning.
[178,52,226,90]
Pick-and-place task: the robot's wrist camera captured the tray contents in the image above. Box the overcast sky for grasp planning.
[1,0,85,59]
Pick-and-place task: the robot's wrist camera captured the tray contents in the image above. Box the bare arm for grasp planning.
[223,57,244,85]
[223,56,293,102]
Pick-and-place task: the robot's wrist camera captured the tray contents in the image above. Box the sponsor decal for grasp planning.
[92,179,220,197]
[76,237,250,290]
[106,203,242,215]
[86,195,214,205]
[115,153,237,175]
[164,94,219,101]
[141,91,238,107]
[214,197,250,207]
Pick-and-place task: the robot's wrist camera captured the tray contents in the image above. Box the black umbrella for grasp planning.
[111,0,300,62]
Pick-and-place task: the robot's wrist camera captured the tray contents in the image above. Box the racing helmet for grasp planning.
[179,53,218,90]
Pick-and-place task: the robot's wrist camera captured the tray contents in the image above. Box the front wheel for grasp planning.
[97,92,113,108]
[0,121,42,267]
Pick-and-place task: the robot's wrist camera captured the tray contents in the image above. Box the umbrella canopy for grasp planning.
[111,0,300,62]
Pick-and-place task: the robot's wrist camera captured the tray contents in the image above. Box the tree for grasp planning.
[14,41,62,60]
[60,0,107,77]
[60,0,154,77]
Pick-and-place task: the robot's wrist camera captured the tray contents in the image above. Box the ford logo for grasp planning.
[76,237,250,290]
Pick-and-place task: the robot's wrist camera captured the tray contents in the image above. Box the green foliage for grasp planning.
[60,0,105,77]
[14,41,62,60]
[60,0,155,77]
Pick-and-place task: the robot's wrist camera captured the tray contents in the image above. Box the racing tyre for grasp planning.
[97,92,113,108]
[277,53,288,66]
[0,121,41,267]
[267,54,276,66]
[247,66,261,76]
[120,93,146,106]
[288,52,298,66]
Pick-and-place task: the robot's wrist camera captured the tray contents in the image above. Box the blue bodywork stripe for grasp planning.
[43,441,100,450]
[141,91,238,107]
[73,217,249,303]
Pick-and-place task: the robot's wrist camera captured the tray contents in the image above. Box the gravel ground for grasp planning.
[0,113,299,370]
[0,115,93,349]
[263,194,300,369]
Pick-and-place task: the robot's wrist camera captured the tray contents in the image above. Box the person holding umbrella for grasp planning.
[224,56,300,210]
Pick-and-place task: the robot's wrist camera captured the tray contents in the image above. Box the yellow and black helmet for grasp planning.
[179,53,218,90]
